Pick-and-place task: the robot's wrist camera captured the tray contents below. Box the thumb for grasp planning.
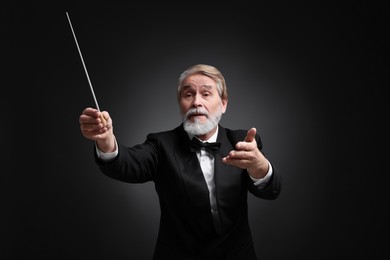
[244,127,257,142]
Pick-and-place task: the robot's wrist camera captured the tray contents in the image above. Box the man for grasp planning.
[79,64,282,259]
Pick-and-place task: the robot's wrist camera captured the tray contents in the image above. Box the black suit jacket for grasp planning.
[95,124,281,260]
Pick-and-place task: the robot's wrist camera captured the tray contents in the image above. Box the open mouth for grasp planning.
[188,113,207,121]
[189,113,207,119]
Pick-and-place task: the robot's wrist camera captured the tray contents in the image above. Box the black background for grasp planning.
[3,1,387,259]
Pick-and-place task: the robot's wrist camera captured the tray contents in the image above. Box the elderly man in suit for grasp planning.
[79,64,282,260]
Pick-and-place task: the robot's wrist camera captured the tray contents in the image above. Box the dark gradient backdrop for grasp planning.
[4,1,387,260]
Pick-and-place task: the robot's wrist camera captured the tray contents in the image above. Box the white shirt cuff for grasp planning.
[95,140,118,161]
[250,161,273,188]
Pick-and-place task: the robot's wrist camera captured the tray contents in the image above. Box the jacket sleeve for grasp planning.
[94,136,159,183]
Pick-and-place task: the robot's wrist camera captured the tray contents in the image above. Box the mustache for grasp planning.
[184,108,209,120]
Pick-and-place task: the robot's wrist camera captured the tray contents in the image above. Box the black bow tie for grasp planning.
[190,137,221,156]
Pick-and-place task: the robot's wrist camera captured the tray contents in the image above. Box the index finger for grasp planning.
[83,107,100,117]
[244,127,257,142]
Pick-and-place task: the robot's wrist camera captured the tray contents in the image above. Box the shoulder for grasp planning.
[222,126,248,141]
[221,125,263,147]
[146,124,187,142]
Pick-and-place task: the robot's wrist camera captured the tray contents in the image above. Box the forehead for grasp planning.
[182,74,216,88]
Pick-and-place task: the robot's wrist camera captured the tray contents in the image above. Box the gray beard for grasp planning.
[182,107,222,136]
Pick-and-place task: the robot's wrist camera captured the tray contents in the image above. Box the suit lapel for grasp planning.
[215,126,244,219]
[174,126,210,210]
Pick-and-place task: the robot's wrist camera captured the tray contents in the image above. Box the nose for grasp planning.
[192,94,203,107]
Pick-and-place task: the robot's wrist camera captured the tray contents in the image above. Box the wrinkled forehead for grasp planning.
[181,74,216,88]
[181,84,214,92]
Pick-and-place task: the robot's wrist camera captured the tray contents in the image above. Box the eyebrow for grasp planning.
[182,84,214,91]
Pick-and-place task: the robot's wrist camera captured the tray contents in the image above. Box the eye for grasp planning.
[184,92,193,98]
[203,92,211,97]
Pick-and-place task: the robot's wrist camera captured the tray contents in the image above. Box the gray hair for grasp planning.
[177,64,228,102]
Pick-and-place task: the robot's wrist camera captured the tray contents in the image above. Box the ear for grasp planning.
[221,98,228,113]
